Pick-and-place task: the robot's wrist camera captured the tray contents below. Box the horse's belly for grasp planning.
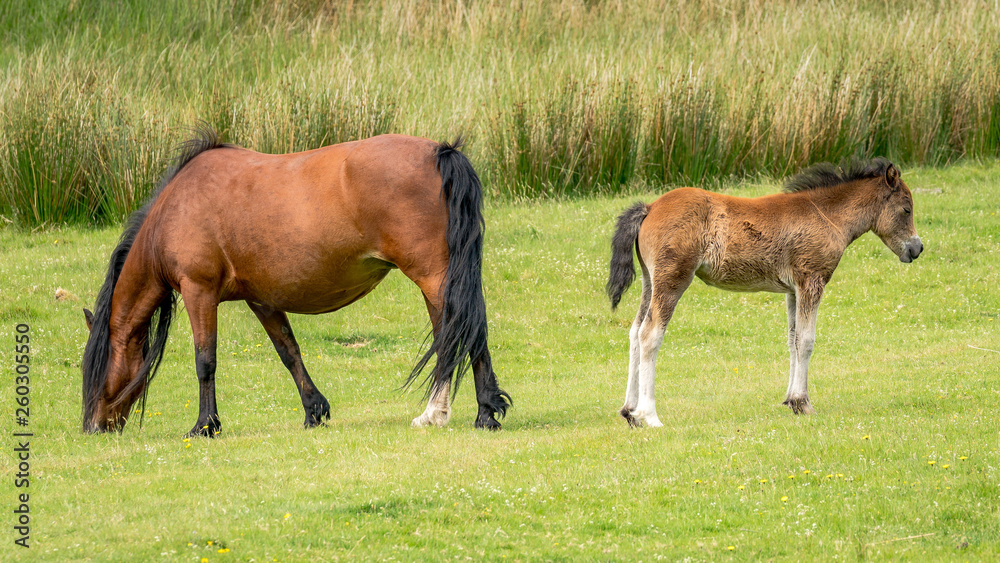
[695,263,790,293]
[233,258,395,314]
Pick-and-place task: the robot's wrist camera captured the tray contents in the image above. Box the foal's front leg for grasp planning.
[783,281,823,414]
[784,293,797,402]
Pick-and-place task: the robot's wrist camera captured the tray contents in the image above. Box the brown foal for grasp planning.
[608,159,922,426]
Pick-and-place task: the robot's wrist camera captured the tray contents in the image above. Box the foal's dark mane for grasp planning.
[81,125,232,429]
[783,157,893,193]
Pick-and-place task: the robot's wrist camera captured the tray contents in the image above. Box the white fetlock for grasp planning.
[411,408,450,428]
[644,415,664,428]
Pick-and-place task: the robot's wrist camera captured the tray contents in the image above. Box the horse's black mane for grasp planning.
[783,157,893,193]
[81,124,231,430]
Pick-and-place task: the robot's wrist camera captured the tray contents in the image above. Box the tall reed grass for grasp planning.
[2,0,999,225]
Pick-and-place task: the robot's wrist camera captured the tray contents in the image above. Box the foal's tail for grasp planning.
[607,202,649,310]
[407,139,509,417]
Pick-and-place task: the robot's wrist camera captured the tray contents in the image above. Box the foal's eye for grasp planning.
[903,208,912,215]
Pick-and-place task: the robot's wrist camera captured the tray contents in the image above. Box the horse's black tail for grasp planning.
[607,202,649,310]
[406,139,508,417]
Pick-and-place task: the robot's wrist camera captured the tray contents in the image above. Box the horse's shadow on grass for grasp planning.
[315,333,401,357]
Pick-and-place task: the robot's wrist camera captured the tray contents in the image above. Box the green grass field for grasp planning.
[1,161,998,560]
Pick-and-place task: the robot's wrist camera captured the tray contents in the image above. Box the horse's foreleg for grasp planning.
[784,281,823,415]
[182,285,222,437]
[471,347,510,430]
[784,293,797,401]
[247,302,330,428]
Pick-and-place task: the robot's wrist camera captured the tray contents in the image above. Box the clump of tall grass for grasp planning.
[0,74,170,226]
[3,0,1000,226]
[485,80,640,198]
[207,80,398,153]
[0,78,100,226]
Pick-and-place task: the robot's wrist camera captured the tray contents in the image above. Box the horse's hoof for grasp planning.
[783,397,815,415]
[303,396,331,428]
[412,410,450,428]
[475,414,502,431]
[186,419,222,438]
[620,407,641,428]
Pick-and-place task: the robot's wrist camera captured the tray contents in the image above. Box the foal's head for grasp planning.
[870,163,923,263]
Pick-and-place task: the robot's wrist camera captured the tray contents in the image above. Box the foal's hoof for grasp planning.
[620,407,641,428]
[303,396,331,428]
[620,407,663,428]
[186,417,222,438]
[783,398,816,415]
[475,413,502,431]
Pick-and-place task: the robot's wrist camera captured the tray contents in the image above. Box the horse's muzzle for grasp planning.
[901,236,923,263]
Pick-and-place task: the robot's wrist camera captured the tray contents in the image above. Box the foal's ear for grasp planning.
[885,164,900,190]
[83,308,94,332]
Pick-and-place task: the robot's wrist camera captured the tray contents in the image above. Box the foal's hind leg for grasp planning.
[180,283,222,437]
[413,378,451,428]
[620,261,652,426]
[625,258,695,428]
[247,302,331,428]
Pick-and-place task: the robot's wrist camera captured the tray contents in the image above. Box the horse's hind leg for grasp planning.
[471,347,510,430]
[413,376,451,428]
[180,283,222,437]
[409,275,453,428]
[626,255,696,428]
[247,302,330,428]
[620,260,652,427]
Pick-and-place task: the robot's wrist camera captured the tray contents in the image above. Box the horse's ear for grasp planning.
[84,308,94,332]
[885,164,900,190]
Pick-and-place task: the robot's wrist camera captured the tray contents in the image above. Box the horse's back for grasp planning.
[143,135,448,312]
[639,187,799,293]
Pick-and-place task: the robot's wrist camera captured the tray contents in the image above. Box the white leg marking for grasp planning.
[622,314,642,413]
[787,286,821,414]
[412,383,451,427]
[785,293,797,401]
[631,319,665,427]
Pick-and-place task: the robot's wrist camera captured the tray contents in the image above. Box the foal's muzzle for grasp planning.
[900,236,923,263]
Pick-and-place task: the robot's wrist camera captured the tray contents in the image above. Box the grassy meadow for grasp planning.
[1,161,999,560]
[2,0,1000,561]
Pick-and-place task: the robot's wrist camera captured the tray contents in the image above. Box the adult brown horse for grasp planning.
[82,126,510,436]
[607,158,922,426]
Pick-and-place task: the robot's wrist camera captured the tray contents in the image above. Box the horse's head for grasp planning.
[872,164,923,263]
[82,307,145,433]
